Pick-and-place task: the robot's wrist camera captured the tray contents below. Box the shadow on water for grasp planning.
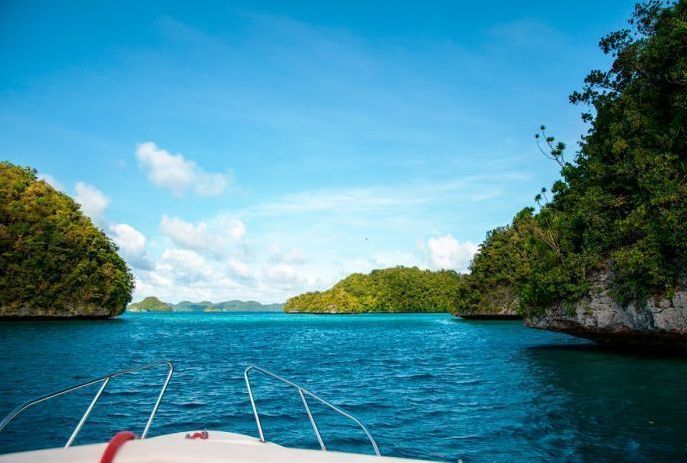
[0,317,127,325]
[521,339,687,462]
[528,341,687,360]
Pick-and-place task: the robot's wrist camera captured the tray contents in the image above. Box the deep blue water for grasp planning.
[0,313,686,462]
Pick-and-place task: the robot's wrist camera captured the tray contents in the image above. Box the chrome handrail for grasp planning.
[0,360,174,447]
[244,365,381,456]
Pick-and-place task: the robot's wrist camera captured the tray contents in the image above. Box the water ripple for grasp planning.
[0,313,686,462]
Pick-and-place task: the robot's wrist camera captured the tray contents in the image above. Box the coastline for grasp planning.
[283,311,450,315]
[0,315,117,321]
[453,313,523,320]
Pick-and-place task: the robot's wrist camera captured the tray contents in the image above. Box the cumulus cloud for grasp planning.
[156,248,214,284]
[74,182,110,224]
[132,245,317,302]
[159,215,213,252]
[109,223,153,269]
[159,215,246,255]
[135,142,231,196]
[425,235,478,272]
[263,263,313,288]
[72,181,152,270]
[227,258,253,279]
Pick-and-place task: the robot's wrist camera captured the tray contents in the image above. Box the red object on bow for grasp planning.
[186,430,209,439]
[100,431,136,463]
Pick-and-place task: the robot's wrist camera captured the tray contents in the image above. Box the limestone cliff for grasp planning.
[525,271,687,350]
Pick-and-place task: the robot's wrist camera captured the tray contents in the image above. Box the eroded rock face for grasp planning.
[0,304,119,319]
[525,272,687,350]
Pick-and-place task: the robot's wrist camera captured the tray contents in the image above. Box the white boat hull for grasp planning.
[0,431,436,463]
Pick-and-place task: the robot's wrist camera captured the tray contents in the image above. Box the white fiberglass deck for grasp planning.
[0,431,436,463]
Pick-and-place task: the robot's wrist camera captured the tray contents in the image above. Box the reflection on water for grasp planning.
[0,313,685,462]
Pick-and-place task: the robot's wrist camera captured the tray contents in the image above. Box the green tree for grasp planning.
[128,296,172,312]
[459,1,687,315]
[456,208,540,314]
[0,162,134,317]
[529,0,687,309]
[284,266,463,313]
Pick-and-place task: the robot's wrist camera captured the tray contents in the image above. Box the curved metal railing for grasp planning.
[0,360,174,448]
[244,365,381,456]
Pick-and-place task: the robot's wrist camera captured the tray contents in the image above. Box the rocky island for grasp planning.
[0,162,133,319]
[456,2,687,351]
[285,266,462,313]
[128,297,283,313]
[127,296,172,312]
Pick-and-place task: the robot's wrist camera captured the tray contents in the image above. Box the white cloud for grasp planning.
[245,173,525,222]
[263,263,313,288]
[74,182,109,224]
[159,215,212,252]
[71,181,152,270]
[227,258,253,279]
[157,248,214,283]
[425,235,478,272]
[229,220,246,242]
[132,232,474,303]
[135,142,231,196]
[132,246,317,302]
[268,244,306,264]
[109,223,152,269]
[110,223,145,257]
[159,215,246,255]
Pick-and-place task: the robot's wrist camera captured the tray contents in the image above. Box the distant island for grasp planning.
[285,266,463,314]
[128,296,283,313]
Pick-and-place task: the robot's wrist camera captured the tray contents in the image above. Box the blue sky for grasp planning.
[0,0,635,302]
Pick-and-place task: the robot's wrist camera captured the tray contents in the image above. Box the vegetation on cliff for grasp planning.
[0,162,133,317]
[460,1,687,316]
[456,209,538,314]
[128,296,172,312]
[284,266,463,313]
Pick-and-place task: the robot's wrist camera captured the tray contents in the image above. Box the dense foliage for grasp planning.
[456,209,539,314]
[0,162,133,317]
[128,296,172,312]
[284,266,463,313]
[461,1,687,315]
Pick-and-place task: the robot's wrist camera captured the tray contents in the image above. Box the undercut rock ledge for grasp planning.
[525,272,687,351]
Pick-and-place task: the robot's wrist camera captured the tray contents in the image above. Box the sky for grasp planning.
[0,0,636,303]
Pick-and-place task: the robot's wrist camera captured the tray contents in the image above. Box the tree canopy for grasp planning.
[128,296,172,312]
[0,162,133,317]
[460,1,687,315]
[284,266,463,313]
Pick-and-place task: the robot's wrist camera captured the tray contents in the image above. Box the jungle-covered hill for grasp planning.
[284,266,463,313]
[0,162,133,318]
[457,1,687,329]
[128,296,172,312]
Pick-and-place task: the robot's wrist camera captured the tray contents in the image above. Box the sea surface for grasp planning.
[0,312,686,462]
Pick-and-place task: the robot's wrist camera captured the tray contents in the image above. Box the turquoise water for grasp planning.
[0,313,686,461]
